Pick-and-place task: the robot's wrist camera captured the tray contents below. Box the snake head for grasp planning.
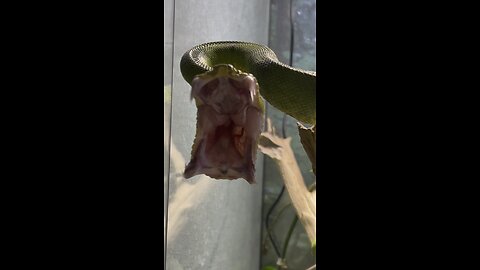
[184,64,264,184]
[190,64,259,114]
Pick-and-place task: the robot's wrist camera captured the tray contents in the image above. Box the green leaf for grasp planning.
[262,266,278,270]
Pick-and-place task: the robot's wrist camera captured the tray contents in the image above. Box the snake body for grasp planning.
[180,41,316,125]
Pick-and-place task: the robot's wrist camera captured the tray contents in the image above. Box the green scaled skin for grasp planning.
[181,41,316,125]
[184,64,265,184]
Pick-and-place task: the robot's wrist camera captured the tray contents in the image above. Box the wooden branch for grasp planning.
[258,119,316,245]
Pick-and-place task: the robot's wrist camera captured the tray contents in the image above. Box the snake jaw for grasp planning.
[184,65,264,184]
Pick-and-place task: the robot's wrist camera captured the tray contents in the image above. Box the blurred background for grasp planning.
[164,0,316,269]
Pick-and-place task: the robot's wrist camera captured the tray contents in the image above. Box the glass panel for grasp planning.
[261,0,316,269]
[164,0,174,267]
[165,1,270,269]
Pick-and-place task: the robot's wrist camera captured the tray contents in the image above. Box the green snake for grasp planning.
[180,41,316,183]
[180,41,316,125]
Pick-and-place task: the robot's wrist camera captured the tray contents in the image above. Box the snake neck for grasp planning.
[180,41,316,125]
[181,41,279,83]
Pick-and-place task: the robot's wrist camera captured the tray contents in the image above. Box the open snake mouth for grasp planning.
[185,120,251,181]
[183,65,264,184]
